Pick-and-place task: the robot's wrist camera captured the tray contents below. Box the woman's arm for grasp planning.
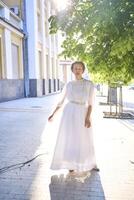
[85,105,92,119]
[48,106,60,121]
[48,83,67,121]
[85,82,95,128]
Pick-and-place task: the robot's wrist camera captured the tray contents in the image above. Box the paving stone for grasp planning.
[0,95,134,200]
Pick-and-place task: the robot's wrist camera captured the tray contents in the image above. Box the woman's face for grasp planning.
[72,64,84,76]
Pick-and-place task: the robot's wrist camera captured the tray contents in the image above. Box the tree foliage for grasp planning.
[49,0,134,85]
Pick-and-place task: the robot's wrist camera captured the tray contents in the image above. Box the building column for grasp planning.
[41,0,47,95]
[25,0,37,97]
[48,1,53,93]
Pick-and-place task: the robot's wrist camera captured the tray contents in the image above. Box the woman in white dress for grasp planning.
[48,61,99,175]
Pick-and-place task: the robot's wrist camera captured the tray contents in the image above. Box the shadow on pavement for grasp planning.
[49,171,105,200]
[0,108,48,199]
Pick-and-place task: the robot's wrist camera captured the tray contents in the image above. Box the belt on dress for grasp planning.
[69,100,86,105]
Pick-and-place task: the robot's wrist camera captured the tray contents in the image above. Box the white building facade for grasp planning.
[26,0,60,97]
[0,0,24,102]
[0,0,60,102]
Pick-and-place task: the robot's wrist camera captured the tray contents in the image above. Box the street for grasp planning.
[0,93,134,200]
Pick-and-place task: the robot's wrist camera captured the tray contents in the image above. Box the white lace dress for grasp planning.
[50,78,97,172]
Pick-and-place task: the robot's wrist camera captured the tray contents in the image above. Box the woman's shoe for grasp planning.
[69,170,74,172]
[68,169,78,176]
[92,166,100,171]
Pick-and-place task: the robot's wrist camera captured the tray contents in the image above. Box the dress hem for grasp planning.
[50,162,97,172]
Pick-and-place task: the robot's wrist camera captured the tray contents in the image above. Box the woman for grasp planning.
[48,61,99,175]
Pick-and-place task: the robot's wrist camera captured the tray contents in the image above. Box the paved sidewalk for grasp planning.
[0,95,134,200]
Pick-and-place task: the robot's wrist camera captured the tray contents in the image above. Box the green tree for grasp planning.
[49,0,134,85]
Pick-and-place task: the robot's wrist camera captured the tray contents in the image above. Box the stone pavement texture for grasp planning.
[0,94,134,200]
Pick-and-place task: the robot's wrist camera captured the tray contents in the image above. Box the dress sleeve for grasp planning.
[56,82,67,107]
[88,82,95,106]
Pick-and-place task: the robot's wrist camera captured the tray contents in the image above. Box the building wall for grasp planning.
[0,0,61,102]
[26,0,60,97]
[1,0,21,17]
[0,1,24,102]
[1,0,21,8]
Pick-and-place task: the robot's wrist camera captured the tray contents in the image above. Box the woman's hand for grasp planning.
[48,105,61,122]
[85,117,91,128]
[48,114,54,122]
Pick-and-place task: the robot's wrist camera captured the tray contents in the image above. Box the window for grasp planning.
[37,0,41,34]
[37,13,41,33]
[51,35,54,46]
[56,59,59,78]
[45,20,48,37]
[11,43,19,79]
[0,37,3,78]
[38,50,43,78]
[0,28,5,79]
[45,54,49,79]
[11,34,23,79]
[44,2,48,37]
[37,0,41,10]
[51,57,55,78]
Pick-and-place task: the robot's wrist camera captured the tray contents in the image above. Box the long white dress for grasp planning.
[50,78,97,172]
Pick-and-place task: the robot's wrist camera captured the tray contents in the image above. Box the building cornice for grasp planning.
[0,17,24,36]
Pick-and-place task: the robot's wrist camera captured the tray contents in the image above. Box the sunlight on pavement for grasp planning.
[11,111,134,200]
[28,109,68,199]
